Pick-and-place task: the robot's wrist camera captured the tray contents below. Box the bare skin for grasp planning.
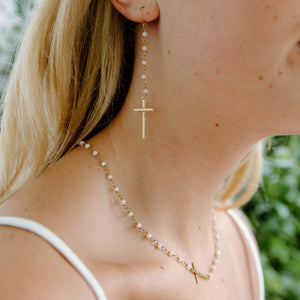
[1,0,300,298]
[0,149,255,299]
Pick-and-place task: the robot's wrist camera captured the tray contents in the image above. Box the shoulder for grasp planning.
[0,144,109,238]
[214,207,261,274]
[0,225,96,300]
[225,207,260,252]
[0,147,110,299]
[0,144,104,214]
[219,207,261,260]
[222,208,264,299]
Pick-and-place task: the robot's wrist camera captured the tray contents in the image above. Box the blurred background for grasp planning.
[0,1,299,299]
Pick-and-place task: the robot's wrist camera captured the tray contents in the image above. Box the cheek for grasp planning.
[161,0,300,133]
[170,1,297,81]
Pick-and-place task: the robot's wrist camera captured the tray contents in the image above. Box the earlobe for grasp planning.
[109,0,160,23]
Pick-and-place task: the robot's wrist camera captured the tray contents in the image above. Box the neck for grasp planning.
[89,105,261,258]
[88,22,264,259]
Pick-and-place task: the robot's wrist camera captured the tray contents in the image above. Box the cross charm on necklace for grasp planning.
[134,98,153,139]
[191,262,209,284]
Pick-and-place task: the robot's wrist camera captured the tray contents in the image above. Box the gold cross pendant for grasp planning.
[191,262,209,284]
[134,99,153,139]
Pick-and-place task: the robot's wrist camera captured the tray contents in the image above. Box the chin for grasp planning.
[273,124,300,136]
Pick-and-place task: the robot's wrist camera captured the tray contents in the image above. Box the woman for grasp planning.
[1,0,299,298]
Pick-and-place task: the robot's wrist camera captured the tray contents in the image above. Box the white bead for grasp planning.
[215,250,221,257]
[146,233,152,239]
[79,141,85,146]
[210,265,216,272]
[141,74,146,79]
[101,161,106,167]
[92,151,98,156]
[215,234,220,239]
[107,175,112,180]
[114,187,119,192]
[143,89,148,94]
[187,264,193,270]
[120,200,126,205]
[142,60,147,65]
[178,257,183,263]
[137,223,142,229]
[142,32,148,37]
[128,211,133,217]
[213,258,219,265]
[142,46,147,51]
[169,251,174,256]
[213,225,218,231]
[207,272,213,279]
[158,243,163,249]
[85,144,90,149]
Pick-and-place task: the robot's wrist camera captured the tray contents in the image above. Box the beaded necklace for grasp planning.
[79,140,221,284]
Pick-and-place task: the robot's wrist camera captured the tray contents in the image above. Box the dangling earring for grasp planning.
[267,137,272,151]
[133,6,154,139]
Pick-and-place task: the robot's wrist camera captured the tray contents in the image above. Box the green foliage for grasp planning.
[0,0,37,100]
[243,136,300,300]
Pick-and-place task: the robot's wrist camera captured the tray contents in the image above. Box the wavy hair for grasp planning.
[0,0,264,210]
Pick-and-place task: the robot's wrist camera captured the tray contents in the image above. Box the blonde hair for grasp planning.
[0,0,264,209]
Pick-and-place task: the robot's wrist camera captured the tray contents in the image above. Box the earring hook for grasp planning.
[139,6,147,23]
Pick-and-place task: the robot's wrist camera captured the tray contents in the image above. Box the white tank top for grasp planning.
[0,208,265,300]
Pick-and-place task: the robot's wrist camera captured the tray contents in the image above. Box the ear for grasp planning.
[109,0,160,23]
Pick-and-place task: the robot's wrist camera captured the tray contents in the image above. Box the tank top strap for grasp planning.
[0,216,108,300]
[226,208,265,300]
